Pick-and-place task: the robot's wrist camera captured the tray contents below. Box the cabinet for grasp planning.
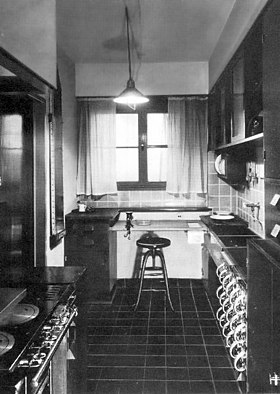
[65,209,118,301]
[263,0,280,179]
[247,239,280,393]
[209,13,263,150]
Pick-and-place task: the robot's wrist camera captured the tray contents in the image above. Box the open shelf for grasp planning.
[214,132,263,151]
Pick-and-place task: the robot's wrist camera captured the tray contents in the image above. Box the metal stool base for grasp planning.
[134,246,174,312]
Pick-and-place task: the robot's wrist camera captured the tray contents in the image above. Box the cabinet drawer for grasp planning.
[66,221,108,235]
[65,233,108,251]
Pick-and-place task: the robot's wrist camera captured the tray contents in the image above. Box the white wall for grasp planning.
[0,0,57,87]
[209,0,269,89]
[76,62,208,96]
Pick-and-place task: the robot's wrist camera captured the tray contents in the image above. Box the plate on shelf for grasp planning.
[210,214,234,221]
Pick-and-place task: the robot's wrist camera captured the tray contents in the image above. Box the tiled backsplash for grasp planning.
[79,190,207,209]
[208,150,265,237]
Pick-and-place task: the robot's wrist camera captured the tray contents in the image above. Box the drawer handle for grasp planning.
[83,225,95,232]
[82,239,95,246]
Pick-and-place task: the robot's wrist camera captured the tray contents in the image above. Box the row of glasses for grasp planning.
[216,262,247,379]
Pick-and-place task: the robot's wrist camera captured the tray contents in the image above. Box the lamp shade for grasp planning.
[113,78,149,105]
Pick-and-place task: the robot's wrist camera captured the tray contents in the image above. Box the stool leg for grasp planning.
[134,250,151,311]
[158,250,175,312]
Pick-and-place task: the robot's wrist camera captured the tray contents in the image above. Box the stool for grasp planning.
[134,237,174,312]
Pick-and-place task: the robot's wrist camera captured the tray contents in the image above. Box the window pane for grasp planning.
[147,113,167,145]
[116,148,139,181]
[147,147,167,181]
[116,114,138,147]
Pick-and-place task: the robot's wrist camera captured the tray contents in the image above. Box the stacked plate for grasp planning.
[210,211,234,221]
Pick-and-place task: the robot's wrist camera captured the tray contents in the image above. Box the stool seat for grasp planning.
[136,237,171,249]
[134,236,174,312]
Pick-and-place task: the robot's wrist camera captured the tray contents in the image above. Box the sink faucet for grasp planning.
[124,212,134,240]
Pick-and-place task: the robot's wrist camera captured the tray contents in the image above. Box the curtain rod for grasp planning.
[77,95,208,102]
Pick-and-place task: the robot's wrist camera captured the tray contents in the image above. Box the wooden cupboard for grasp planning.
[65,209,119,301]
[208,10,264,151]
[263,0,280,180]
[247,239,280,393]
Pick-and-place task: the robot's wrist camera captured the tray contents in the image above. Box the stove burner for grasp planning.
[8,304,39,326]
[0,331,15,356]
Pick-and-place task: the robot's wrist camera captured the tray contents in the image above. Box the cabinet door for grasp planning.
[65,217,111,301]
[244,17,263,136]
[247,244,273,393]
[231,54,245,142]
[263,0,280,179]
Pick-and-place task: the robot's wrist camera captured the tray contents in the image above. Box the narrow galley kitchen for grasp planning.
[2,0,279,394]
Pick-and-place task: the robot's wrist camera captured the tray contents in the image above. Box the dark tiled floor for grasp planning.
[86,279,243,394]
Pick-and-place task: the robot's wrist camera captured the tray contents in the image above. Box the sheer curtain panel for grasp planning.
[77,100,117,196]
[166,97,207,194]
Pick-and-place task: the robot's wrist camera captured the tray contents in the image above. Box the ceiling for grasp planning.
[56,0,237,64]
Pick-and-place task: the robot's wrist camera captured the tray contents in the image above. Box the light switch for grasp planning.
[270,194,280,206]
[271,224,280,238]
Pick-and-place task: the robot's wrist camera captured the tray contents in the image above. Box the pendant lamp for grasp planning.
[113,7,149,109]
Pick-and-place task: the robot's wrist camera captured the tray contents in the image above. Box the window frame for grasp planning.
[116,96,168,191]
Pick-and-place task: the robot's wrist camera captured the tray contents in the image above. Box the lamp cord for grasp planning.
[125,6,132,81]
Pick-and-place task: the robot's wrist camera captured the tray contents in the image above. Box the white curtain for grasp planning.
[166,97,207,194]
[76,100,117,196]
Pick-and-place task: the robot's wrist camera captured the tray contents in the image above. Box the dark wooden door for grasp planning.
[0,96,34,272]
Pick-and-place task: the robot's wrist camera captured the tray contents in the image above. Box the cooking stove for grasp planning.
[0,283,76,393]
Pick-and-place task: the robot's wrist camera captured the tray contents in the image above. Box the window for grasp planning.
[116,97,168,190]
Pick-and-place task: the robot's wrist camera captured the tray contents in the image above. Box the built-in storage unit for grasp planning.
[247,239,280,393]
[263,0,280,180]
[65,209,119,301]
[208,3,266,189]
[208,10,263,152]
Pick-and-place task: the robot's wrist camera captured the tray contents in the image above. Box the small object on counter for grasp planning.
[135,220,151,226]
[210,214,234,220]
[77,202,87,212]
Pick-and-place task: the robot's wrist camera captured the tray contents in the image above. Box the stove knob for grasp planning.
[43,325,52,331]
[18,359,29,367]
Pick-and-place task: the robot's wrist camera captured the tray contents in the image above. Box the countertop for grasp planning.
[201,214,259,280]
[111,220,206,231]
[0,266,87,287]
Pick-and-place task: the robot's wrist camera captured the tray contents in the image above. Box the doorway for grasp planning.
[0,95,34,272]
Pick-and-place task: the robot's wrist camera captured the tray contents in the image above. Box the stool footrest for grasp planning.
[134,237,175,312]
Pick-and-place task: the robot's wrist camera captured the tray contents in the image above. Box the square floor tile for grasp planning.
[166,355,188,367]
[143,380,166,394]
[95,380,120,394]
[145,367,166,381]
[211,367,237,381]
[206,345,228,357]
[184,335,204,344]
[166,335,185,345]
[189,367,212,381]
[100,366,144,380]
[190,380,215,393]
[167,380,191,393]
[146,355,166,367]
[166,367,189,380]
[185,345,207,356]
[208,356,233,368]
[119,380,144,394]
[214,381,242,393]
[187,355,209,368]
